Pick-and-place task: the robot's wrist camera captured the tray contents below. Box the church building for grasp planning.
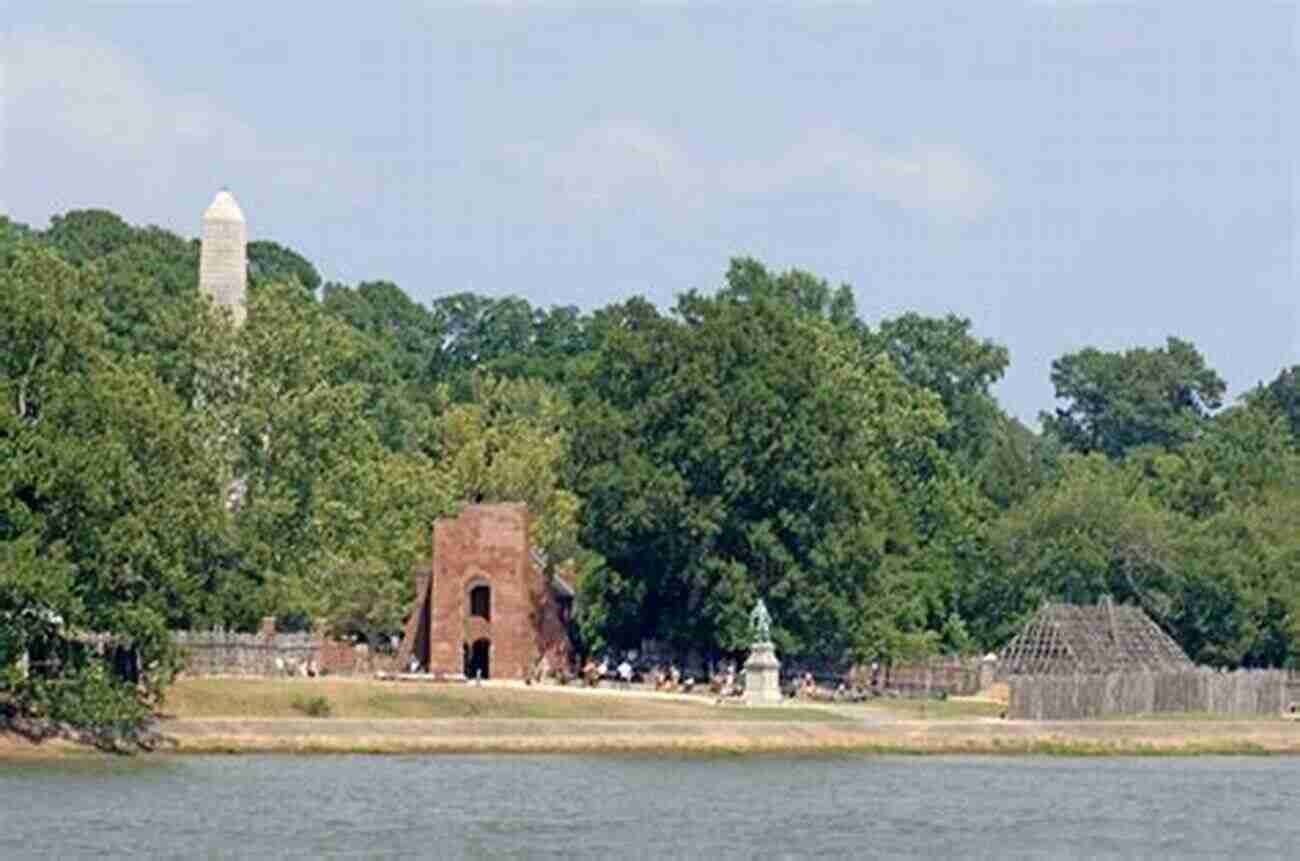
[398,504,574,680]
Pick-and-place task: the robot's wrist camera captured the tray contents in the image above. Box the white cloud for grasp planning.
[4,31,352,227]
[0,39,7,217]
[722,128,996,220]
[504,122,693,209]
[7,33,272,161]
[507,123,996,221]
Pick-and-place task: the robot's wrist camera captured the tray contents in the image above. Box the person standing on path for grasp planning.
[618,659,633,690]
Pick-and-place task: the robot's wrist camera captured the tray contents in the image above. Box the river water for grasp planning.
[2,755,1298,858]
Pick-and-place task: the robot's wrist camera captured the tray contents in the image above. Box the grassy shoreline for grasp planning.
[9,728,1298,758]
[7,677,1299,759]
[164,733,1300,758]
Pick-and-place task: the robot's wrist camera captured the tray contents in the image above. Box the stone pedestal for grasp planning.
[743,642,782,706]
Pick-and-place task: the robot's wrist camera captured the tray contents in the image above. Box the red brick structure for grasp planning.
[398,504,573,680]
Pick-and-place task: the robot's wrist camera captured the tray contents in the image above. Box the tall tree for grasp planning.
[0,216,34,268]
[228,282,451,634]
[42,210,137,263]
[1134,405,1300,520]
[247,240,321,293]
[974,414,1061,510]
[1043,336,1226,459]
[1,248,228,739]
[321,280,443,386]
[433,375,583,568]
[982,454,1188,649]
[1245,365,1300,443]
[874,312,1009,468]
[571,286,955,664]
[714,257,860,331]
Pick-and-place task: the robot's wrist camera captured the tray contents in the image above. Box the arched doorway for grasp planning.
[465,638,491,679]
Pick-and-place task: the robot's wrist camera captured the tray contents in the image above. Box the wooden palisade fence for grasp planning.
[1008,668,1286,720]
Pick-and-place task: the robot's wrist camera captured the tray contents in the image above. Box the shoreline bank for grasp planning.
[9,717,1300,758]
[160,716,1300,756]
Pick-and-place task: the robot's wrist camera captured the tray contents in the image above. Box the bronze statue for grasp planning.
[749,599,772,645]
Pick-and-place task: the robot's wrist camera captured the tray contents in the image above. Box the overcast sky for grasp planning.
[3,3,1295,423]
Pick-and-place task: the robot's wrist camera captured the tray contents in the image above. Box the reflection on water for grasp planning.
[3,754,1299,858]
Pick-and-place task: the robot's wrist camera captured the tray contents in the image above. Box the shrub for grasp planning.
[291,694,333,718]
[20,663,153,751]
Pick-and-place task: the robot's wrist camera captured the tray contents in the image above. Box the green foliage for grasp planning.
[42,209,138,263]
[0,216,34,268]
[986,455,1182,632]
[570,281,962,664]
[1134,405,1300,519]
[29,663,153,747]
[1245,365,1300,443]
[433,375,581,567]
[940,612,975,656]
[11,201,1300,732]
[714,257,861,331]
[975,414,1061,509]
[290,694,333,717]
[229,282,455,641]
[984,451,1300,667]
[0,539,78,677]
[247,240,321,292]
[426,293,594,395]
[322,280,442,386]
[0,244,213,742]
[874,312,1009,468]
[1043,337,1226,459]
[1175,490,1300,667]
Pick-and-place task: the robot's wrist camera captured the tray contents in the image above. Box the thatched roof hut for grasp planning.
[999,598,1193,676]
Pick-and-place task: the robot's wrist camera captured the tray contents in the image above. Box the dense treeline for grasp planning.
[5,208,1300,734]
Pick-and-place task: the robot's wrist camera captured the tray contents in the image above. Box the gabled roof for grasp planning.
[999,598,1194,676]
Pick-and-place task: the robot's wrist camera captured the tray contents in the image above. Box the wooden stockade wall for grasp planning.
[173,630,318,676]
[173,630,399,677]
[864,657,993,697]
[1008,669,1286,720]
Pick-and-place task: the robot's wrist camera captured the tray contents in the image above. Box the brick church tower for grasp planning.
[398,504,573,680]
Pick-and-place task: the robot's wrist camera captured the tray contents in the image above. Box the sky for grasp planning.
[3,2,1295,424]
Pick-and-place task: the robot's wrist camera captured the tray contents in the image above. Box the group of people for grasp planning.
[649,664,695,693]
[273,656,320,678]
[571,656,702,692]
[524,654,880,703]
[580,657,608,687]
[790,672,821,699]
[709,663,743,699]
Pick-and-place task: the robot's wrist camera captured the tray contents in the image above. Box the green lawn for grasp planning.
[839,696,1007,720]
[163,678,847,722]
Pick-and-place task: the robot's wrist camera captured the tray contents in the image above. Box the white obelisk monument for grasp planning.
[199,189,247,327]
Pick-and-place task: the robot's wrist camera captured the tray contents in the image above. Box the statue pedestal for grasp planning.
[743,642,782,706]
